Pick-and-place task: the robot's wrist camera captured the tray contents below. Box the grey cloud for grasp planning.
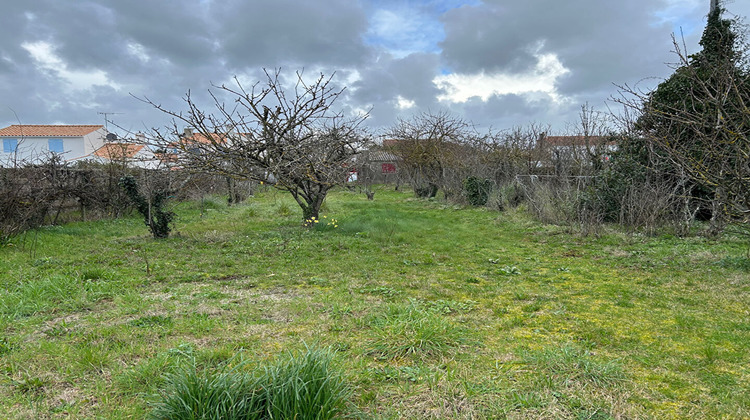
[352,53,441,105]
[347,52,442,127]
[2,0,750,133]
[212,0,371,70]
[440,1,685,95]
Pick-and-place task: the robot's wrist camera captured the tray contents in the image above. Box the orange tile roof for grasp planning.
[187,133,227,144]
[170,132,228,148]
[0,125,104,137]
[93,143,145,159]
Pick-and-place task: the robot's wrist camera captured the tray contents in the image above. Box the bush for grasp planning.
[463,176,492,206]
[120,175,175,239]
[414,183,438,199]
[150,346,351,420]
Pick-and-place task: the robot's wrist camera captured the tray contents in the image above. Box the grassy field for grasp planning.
[1,187,748,419]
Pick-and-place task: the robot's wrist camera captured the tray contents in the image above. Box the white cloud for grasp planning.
[396,95,415,109]
[434,52,570,103]
[21,41,121,91]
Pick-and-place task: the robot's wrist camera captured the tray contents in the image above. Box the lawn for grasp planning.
[0,187,748,419]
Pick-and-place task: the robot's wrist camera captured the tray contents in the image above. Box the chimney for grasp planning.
[183,127,194,138]
[135,132,146,144]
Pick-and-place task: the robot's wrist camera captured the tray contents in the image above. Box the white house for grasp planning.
[0,124,107,166]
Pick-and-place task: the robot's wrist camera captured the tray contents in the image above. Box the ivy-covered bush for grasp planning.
[119,175,175,239]
[463,176,492,206]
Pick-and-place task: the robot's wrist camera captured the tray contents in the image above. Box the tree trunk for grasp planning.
[293,189,327,224]
[708,187,727,236]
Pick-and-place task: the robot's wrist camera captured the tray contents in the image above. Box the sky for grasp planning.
[1,0,748,137]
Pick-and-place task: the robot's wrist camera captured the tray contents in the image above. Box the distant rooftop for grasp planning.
[542,136,615,146]
[93,143,145,159]
[0,125,104,137]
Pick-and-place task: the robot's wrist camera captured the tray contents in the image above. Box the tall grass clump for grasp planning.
[149,360,264,420]
[261,346,352,419]
[149,346,351,420]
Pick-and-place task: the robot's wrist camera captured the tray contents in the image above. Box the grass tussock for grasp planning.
[521,344,626,388]
[149,345,351,420]
[367,302,474,360]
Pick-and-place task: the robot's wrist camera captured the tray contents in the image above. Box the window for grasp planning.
[48,138,64,154]
[2,138,17,153]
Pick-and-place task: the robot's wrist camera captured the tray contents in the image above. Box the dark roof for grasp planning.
[382,139,399,148]
[367,151,399,161]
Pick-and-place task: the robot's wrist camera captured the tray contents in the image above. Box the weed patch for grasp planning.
[366,302,475,360]
[521,344,626,388]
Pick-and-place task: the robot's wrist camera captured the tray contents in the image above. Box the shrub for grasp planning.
[463,176,492,206]
[414,183,438,198]
[119,175,175,239]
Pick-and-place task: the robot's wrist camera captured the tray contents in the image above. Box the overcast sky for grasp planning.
[0,0,748,136]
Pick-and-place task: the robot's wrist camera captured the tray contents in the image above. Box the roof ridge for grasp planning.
[7,124,103,127]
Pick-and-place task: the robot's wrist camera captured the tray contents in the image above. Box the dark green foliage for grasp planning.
[463,176,492,206]
[597,5,748,228]
[150,346,351,420]
[641,5,741,137]
[580,136,655,222]
[119,175,174,239]
[634,5,748,224]
[414,183,438,198]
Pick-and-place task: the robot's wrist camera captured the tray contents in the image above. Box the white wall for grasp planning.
[81,128,107,156]
[0,128,106,165]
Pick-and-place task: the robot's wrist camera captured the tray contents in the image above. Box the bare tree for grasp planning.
[387,111,477,199]
[143,69,370,222]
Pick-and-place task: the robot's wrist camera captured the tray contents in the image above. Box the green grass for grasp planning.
[149,345,350,420]
[0,187,748,418]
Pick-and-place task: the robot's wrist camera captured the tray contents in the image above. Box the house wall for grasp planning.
[1,137,85,165]
[0,128,106,165]
[81,129,107,156]
[359,161,401,184]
